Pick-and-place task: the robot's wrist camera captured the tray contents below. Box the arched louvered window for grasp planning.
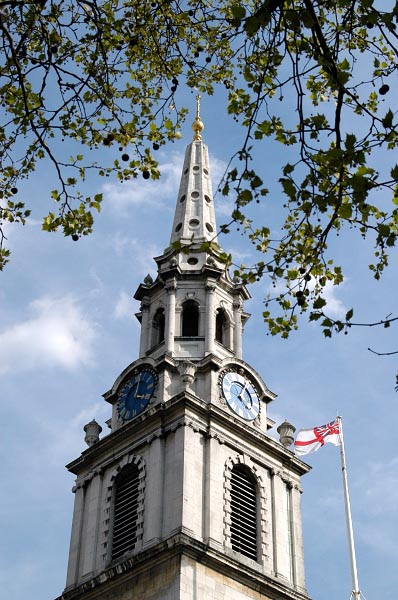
[181,300,199,336]
[112,464,140,560]
[230,464,258,561]
[152,308,165,347]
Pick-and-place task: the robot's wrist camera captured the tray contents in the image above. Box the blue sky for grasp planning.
[1,99,397,600]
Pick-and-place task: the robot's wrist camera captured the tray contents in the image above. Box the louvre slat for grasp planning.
[232,476,257,493]
[231,521,257,536]
[113,509,137,524]
[231,471,256,494]
[231,495,256,512]
[114,498,139,516]
[115,535,137,548]
[115,493,139,508]
[112,520,138,538]
[115,482,139,497]
[231,510,256,525]
[231,526,257,544]
[115,490,138,502]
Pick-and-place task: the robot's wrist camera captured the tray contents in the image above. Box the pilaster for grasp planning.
[205,283,216,355]
[233,299,243,359]
[166,280,176,355]
[139,298,151,357]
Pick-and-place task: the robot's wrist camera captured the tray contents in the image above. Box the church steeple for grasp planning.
[169,95,218,251]
[57,104,311,600]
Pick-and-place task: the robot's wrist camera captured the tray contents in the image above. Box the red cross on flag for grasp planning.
[294,418,341,456]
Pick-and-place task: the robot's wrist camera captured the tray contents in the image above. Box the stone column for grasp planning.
[165,280,176,355]
[144,436,165,545]
[65,482,86,588]
[269,468,277,576]
[181,424,201,538]
[291,483,308,593]
[205,283,216,354]
[204,433,224,549]
[139,298,150,357]
[271,470,291,585]
[233,298,243,359]
[80,470,103,578]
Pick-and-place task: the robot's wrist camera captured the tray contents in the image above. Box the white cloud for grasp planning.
[114,290,132,320]
[265,275,347,319]
[0,295,97,374]
[322,280,347,318]
[102,152,183,214]
[103,151,234,218]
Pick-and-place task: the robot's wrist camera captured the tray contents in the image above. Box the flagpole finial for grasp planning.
[192,94,204,141]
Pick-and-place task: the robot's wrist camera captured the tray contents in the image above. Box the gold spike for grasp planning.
[192,94,204,141]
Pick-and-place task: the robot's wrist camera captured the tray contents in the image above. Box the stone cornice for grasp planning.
[66,391,310,478]
[56,533,311,600]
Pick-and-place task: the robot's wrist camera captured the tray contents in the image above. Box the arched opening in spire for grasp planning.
[151,308,165,347]
[215,308,230,347]
[181,300,199,337]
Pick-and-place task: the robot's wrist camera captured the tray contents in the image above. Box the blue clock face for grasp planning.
[221,371,260,421]
[118,367,158,421]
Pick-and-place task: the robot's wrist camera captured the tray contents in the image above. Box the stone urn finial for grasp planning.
[277,420,296,449]
[84,419,102,447]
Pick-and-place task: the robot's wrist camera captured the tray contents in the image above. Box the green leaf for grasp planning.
[378,224,390,238]
[238,189,253,203]
[382,109,394,128]
[313,297,327,309]
[339,204,352,219]
[231,5,246,21]
[391,165,398,181]
[309,312,322,321]
[283,163,295,176]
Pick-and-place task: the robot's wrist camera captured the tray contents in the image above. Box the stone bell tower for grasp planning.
[56,98,311,600]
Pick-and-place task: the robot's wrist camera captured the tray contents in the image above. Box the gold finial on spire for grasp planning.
[192,94,204,141]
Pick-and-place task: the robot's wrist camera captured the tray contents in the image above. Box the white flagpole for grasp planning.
[338,416,361,600]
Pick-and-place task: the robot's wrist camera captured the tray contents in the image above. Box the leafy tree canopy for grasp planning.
[1,0,398,341]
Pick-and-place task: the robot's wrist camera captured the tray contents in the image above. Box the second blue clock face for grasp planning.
[118,367,158,421]
[221,371,260,421]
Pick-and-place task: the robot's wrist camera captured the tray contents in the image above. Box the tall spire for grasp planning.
[169,96,218,250]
